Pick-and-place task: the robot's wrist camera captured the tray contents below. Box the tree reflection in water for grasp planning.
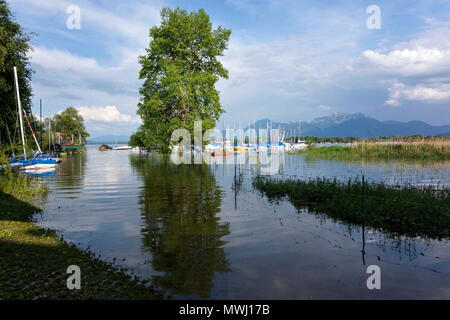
[54,152,87,192]
[130,154,231,298]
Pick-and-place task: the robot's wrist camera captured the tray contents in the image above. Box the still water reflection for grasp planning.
[37,145,450,299]
[131,155,230,297]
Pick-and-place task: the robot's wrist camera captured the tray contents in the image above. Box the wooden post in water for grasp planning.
[362,175,365,214]
[234,162,237,211]
[361,174,366,265]
[48,117,51,153]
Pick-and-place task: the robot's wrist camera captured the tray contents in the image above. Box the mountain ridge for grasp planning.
[247,113,450,137]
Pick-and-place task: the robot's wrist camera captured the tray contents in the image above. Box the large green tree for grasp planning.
[0,0,33,156]
[53,107,90,144]
[132,7,231,151]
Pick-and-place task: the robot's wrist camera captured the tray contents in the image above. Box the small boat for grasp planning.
[211,152,234,157]
[34,152,62,163]
[10,152,58,170]
[99,144,112,151]
[234,147,249,152]
[13,158,57,171]
[290,141,309,150]
[112,145,132,150]
[24,168,56,177]
[9,66,59,171]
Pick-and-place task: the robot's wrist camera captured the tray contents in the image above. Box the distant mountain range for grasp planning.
[87,135,130,144]
[248,113,450,138]
[87,113,449,142]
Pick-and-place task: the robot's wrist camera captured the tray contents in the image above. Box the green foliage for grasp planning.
[254,176,450,239]
[0,0,33,148]
[134,7,231,152]
[129,127,145,148]
[52,107,90,143]
[0,167,49,216]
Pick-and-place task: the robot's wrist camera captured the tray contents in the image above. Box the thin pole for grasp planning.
[40,99,43,149]
[13,66,27,161]
[361,174,366,265]
[49,117,51,153]
[362,175,365,214]
[234,162,237,211]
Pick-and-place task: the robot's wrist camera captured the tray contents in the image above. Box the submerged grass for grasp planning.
[0,168,163,299]
[297,141,450,161]
[253,176,450,239]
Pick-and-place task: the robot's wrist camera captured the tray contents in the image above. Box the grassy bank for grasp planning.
[297,141,450,161]
[253,176,450,239]
[0,169,162,299]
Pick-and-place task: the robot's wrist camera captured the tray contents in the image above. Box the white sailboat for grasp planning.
[10,67,57,170]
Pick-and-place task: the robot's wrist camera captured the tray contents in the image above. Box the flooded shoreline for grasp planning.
[35,145,450,299]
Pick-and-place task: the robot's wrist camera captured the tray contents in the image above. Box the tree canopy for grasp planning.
[53,107,90,144]
[0,0,33,155]
[131,7,231,151]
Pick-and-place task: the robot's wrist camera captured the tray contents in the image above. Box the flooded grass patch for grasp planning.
[297,142,450,161]
[0,170,162,299]
[253,176,450,239]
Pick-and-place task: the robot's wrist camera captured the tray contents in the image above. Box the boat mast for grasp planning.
[40,99,43,149]
[13,66,27,161]
[49,117,51,154]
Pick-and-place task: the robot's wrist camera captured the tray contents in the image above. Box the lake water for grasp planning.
[35,145,450,299]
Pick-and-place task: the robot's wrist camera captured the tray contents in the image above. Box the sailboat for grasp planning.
[9,67,58,170]
[290,123,309,150]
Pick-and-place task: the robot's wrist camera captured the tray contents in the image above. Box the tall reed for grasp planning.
[298,140,450,161]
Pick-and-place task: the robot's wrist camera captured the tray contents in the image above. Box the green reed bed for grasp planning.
[253,176,450,239]
[297,142,450,161]
[0,168,162,299]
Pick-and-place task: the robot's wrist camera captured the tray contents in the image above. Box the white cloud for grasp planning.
[30,46,142,115]
[357,26,450,109]
[361,27,450,77]
[10,0,161,46]
[32,47,100,71]
[362,47,450,76]
[386,82,450,106]
[318,105,332,111]
[76,106,141,124]
[12,0,161,136]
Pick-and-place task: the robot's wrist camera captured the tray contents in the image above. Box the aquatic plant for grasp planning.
[0,168,49,214]
[253,176,450,239]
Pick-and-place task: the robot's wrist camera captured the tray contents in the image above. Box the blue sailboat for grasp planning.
[9,67,59,171]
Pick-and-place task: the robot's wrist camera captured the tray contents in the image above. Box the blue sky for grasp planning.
[8,0,450,137]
